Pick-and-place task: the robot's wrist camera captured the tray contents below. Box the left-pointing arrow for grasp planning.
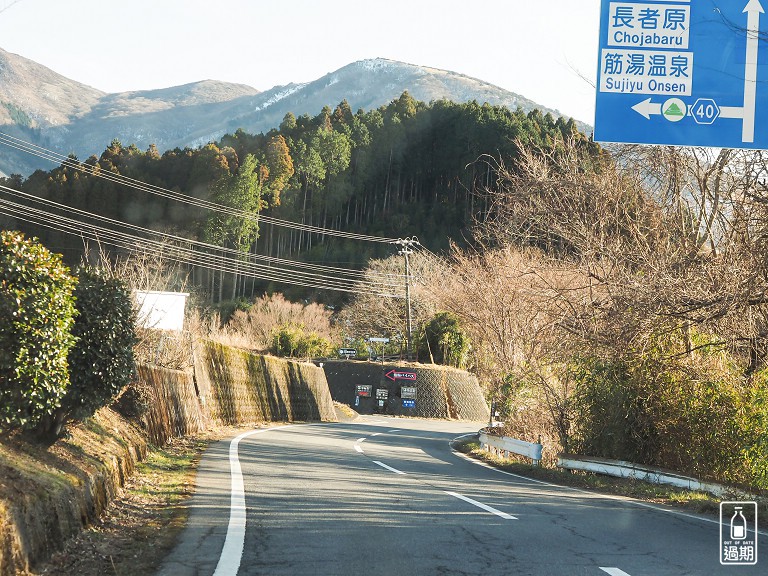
[631,98,662,119]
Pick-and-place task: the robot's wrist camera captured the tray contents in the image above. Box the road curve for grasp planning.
[156,417,764,576]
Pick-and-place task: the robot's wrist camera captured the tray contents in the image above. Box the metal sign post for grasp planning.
[367,337,389,364]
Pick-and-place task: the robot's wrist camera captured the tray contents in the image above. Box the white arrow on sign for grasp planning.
[707,0,763,139]
[631,98,686,122]
[631,98,662,119]
[742,0,763,142]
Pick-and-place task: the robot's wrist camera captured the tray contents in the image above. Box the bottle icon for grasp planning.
[731,506,748,540]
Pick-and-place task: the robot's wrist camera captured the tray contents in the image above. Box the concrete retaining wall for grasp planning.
[0,342,337,573]
[195,341,337,425]
[322,360,489,421]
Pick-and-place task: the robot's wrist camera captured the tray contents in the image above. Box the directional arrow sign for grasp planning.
[385,370,417,381]
[632,98,687,122]
[595,0,768,149]
[631,98,661,120]
[743,0,763,141]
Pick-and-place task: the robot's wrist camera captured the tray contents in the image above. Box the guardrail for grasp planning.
[557,454,733,498]
[478,431,543,466]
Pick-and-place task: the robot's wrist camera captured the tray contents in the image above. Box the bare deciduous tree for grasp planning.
[476,139,768,369]
[338,251,444,353]
[429,138,768,461]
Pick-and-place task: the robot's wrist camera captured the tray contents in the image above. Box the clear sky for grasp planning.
[0,0,601,124]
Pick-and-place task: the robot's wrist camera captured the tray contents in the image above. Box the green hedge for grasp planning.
[0,231,77,429]
[0,232,138,436]
[62,267,137,423]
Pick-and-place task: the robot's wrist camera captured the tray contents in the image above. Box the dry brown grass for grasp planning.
[195,293,339,354]
[32,436,208,576]
[0,410,148,575]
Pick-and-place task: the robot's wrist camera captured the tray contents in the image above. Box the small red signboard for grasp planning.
[385,370,417,382]
[356,385,372,397]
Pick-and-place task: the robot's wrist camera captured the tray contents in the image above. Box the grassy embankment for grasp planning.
[0,409,211,576]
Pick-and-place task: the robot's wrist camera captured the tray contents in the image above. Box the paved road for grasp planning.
[157,417,764,576]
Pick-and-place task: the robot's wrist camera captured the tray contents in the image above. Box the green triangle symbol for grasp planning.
[664,103,684,117]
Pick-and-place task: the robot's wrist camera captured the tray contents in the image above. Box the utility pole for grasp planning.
[396,237,418,360]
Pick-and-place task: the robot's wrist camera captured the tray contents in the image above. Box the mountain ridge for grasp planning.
[0,50,587,176]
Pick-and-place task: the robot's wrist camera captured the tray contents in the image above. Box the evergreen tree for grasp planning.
[205,154,265,300]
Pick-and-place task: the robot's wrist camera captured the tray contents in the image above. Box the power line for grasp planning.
[0,0,23,14]
[0,185,406,297]
[0,132,433,298]
[0,131,401,244]
[0,183,403,283]
[0,198,404,297]
[0,134,403,280]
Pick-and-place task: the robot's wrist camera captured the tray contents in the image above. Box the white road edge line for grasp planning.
[373,460,407,475]
[354,444,364,453]
[213,425,304,576]
[451,436,768,535]
[600,568,632,576]
[445,491,517,520]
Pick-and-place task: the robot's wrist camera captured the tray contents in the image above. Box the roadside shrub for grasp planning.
[570,350,758,487]
[417,311,470,368]
[226,293,338,352]
[61,267,138,425]
[741,370,768,490]
[216,297,252,324]
[570,357,658,463]
[495,372,563,466]
[271,323,333,358]
[650,366,745,484]
[0,231,77,430]
[112,378,154,419]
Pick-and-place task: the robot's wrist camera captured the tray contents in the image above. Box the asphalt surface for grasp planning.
[156,416,765,576]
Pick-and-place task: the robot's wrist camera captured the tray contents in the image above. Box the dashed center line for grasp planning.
[373,460,406,475]
[599,569,632,576]
[445,491,517,520]
[355,432,517,522]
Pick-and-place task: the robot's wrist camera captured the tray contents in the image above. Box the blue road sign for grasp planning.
[595,0,768,149]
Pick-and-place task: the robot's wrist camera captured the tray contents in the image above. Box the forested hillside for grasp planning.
[0,91,591,303]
